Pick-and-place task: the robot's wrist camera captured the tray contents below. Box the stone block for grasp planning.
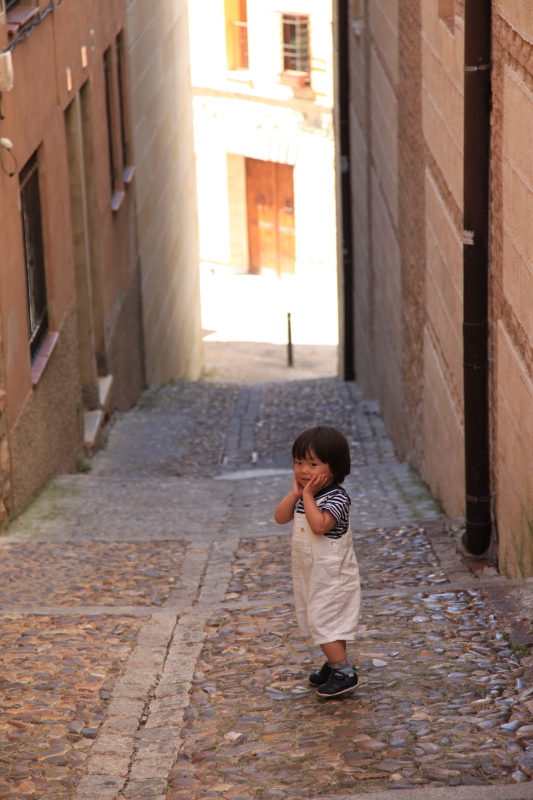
[86,754,131,777]
[128,754,177,780]
[422,329,464,518]
[495,321,533,578]
[123,778,167,798]
[73,775,123,800]
[90,734,136,757]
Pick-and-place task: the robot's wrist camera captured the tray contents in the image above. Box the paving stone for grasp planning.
[3,376,533,799]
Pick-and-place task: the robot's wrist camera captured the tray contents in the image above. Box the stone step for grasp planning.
[83,409,105,457]
[83,375,113,457]
[98,374,113,412]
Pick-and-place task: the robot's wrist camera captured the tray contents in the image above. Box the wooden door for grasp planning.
[246,158,295,275]
[276,162,295,274]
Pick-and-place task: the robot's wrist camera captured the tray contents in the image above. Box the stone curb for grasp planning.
[70,537,237,800]
[72,612,179,800]
[306,785,533,800]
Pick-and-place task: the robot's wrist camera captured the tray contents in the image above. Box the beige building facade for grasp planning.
[339,0,533,577]
[126,0,203,384]
[188,0,338,348]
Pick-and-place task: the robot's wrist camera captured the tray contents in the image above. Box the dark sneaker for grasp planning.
[308,661,332,686]
[316,667,358,698]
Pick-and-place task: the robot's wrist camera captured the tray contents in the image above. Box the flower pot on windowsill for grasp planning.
[280,70,310,88]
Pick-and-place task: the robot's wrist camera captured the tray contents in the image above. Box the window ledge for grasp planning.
[440,16,455,34]
[31,331,59,388]
[111,190,125,213]
[351,19,364,38]
[123,165,135,185]
[6,6,39,35]
[279,70,310,88]
[226,69,252,85]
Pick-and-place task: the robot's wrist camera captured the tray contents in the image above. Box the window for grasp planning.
[351,0,364,39]
[20,152,48,359]
[103,36,133,209]
[281,14,310,86]
[103,47,118,200]
[4,1,39,35]
[225,0,248,70]
[116,31,134,182]
[438,0,454,33]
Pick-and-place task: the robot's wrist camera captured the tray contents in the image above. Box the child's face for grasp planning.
[294,448,334,489]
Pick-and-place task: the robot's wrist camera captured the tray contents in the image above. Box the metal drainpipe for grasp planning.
[462,0,492,555]
[337,0,355,381]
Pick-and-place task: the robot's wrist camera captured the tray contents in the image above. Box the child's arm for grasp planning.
[302,475,337,535]
[274,476,301,524]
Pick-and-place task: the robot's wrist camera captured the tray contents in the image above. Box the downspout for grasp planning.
[462,0,492,554]
[337,0,355,381]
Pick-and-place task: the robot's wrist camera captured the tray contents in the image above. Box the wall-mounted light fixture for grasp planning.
[0,51,14,92]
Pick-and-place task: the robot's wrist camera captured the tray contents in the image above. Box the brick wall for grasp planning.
[491,7,533,577]
[347,0,466,516]
[345,0,533,574]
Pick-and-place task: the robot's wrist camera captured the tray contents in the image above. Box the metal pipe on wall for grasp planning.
[462,0,492,555]
[337,0,355,382]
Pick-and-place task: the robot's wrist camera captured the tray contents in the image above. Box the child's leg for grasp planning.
[320,640,347,665]
[315,638,358,697]
[309,640,356,689]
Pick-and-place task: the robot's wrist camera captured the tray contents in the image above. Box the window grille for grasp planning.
[20,152,48,359]
[282,14,310,79]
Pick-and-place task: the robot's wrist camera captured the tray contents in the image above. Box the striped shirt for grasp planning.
[294,483,351,539]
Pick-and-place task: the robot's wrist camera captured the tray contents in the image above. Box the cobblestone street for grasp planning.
[2,378,533,800]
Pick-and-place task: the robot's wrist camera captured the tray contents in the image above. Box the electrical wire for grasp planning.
[1,0,62,54]
[0,144,17,177]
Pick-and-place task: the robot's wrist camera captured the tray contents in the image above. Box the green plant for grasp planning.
[510,641,530,659]
[75,455,92,474]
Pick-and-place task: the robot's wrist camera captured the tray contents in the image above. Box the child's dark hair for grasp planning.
[292,425,351,484]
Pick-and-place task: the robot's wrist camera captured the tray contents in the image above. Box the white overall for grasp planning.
[292,511,361,645]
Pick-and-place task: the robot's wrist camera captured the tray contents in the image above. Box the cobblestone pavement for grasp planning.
[3,378,533,800]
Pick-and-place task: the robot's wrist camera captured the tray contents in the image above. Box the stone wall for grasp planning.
[9,304,83,516]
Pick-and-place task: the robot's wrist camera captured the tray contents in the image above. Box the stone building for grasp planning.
[0,0,202,520]
[336,0,533,577]
[188,0,338,348]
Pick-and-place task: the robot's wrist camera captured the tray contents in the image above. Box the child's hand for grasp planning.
[292,475,303,497]
[302,474,328,496]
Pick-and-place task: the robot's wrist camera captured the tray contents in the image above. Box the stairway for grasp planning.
[83,375,113,457]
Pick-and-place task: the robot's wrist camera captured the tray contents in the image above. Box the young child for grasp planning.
[274,425,361,698]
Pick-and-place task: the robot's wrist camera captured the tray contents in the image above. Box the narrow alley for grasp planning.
[2,377,533,800]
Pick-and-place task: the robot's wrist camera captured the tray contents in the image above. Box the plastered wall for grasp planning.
[126,0,203,384]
